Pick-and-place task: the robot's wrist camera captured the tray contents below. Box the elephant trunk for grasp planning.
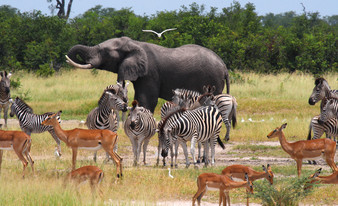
[66,45,95,69]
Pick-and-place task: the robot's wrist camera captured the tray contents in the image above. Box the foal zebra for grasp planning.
[9,97,62,156]
[86,88,128,162]
[160,105,224,167]
[0,71,11,128]
[124,100,156,166]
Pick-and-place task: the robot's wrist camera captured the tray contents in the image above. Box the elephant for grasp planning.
[66,37,230,112]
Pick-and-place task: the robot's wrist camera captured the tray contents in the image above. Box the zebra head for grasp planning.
[0,71,11,95]
[128,100,145,129]
[308,78,330,105]
[318,97,338,124]
[116,81,129,103]
[101,89,128,112]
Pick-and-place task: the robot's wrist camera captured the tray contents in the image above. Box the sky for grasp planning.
[1,0,337,18]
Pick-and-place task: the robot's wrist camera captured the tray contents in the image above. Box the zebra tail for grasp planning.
[307,121,312,140]
[232,99,237,129]
[217,137,225,149]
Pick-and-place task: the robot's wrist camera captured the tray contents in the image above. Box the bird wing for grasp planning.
[142,30,159,35]
[160,28,177,34]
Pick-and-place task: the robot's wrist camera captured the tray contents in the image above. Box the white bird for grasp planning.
[142,28,177,38]
[167,168,174,178]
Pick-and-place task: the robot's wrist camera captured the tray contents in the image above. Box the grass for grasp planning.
[1,70,337,205]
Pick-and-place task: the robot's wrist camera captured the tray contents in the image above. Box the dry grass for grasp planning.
[1,70,337,205]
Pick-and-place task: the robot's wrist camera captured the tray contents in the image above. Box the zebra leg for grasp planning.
[3,104,9,128]
[170,143,175,168]
[129,137,138,166]
[48,130,62,157]
[174,141,180,168]
[224,119,230,142]
[203,141,210,167]
[180,141,190,168]
[136,138,144,166]
[156,137,162,166]
[190,137,197,165]
[210,138,216,166]
[142,138,150,165]
[197,142,202,164]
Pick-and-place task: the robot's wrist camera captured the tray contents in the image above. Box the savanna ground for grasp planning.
[0,69,337,206]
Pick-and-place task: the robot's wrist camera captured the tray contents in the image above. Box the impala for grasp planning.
[0,129,34,178]
[222,164,274,185]
[267,123,337,177]
[41,110,123,178]
[65,165,104,197]
[309,168,338,185]
[192,173,253,206]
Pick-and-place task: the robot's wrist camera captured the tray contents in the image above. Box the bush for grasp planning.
[36,63,55,77]
[252,177,317,206]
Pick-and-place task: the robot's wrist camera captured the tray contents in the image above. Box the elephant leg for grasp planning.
[133,83,159,113]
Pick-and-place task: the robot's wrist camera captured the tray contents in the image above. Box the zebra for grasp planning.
[124,100,157,166]
[308,77,338,112]
[86,88,128,162]
[318,97,338,124]
[105,81,129,123]
[0,71,11,128]
[9,97,62,157]
[308,115,338,142]
[160,105,225,167]
[171,86,237,141]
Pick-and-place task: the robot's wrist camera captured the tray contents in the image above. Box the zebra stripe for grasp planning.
[319,98,338,123]
[86,88,127,162]
[171,88,237,141]
[9,97,62,156]
[0,71,11,128]
[160,106,224,167]
[124,100,156,166]
[105,81,129,122]
[308,115,338,143]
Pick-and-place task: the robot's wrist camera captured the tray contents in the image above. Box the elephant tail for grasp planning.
[225,70,230,94]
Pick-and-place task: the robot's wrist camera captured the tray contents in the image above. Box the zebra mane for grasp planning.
[14,97,34,113]
[315,77,326,86]
[159,106,186,133]
[98,88,116,106]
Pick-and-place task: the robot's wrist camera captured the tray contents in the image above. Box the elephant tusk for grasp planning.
[65,55,93,69]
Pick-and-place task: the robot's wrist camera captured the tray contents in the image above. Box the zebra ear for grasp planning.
[0,71,3,78]
[7,72,12,78]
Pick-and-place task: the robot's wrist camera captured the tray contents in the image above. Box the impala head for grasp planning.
[245,173,254,194]
[267,123,287,139]
[262,164,274,185]
[308,78,329,105]
[305,168,322,190]
[42,110,62,126]
[318,98,338,124]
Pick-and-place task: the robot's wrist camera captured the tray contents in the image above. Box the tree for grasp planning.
[47,0,73,19]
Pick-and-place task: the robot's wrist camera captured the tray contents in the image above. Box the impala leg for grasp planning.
[71,148,78,171]
[192,187,205,206]
[48,130,62,157]
[296,159,303,177]
[325,149,338,172]
[23,141,34,175]
[107,149,123,179]
[14,147,28,178]
[225,191,230,206]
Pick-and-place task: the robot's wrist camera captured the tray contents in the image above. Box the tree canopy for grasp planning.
[0,1,337,75]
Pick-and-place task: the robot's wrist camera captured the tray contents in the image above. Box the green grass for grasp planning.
[2,70,337,205]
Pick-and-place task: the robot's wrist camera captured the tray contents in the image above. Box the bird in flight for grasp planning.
[142,28,177,38]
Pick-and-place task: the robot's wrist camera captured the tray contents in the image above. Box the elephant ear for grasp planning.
[118,40,148,82]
